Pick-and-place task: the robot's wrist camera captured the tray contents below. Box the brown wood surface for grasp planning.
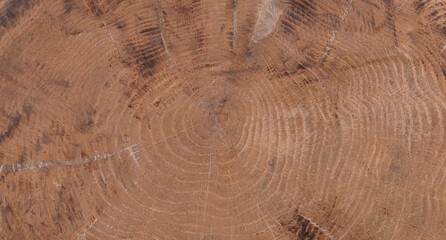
[1,0,446,239]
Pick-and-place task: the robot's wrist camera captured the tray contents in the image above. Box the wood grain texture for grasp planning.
[0,0,445,239]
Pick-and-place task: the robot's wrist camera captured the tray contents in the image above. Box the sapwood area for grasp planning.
[0,0,445,239]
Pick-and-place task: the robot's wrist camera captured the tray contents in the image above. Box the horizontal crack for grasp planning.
[0,143,140,174]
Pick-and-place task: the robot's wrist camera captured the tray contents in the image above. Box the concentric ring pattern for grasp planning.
[0,0,445,239]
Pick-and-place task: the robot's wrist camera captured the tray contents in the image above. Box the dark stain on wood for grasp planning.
[413,0,427,13]
[0,0,36,29]
[360,0,380,9]
[85,0,103,17]
[289,0,315,22]
[78,119,94,133]
[63,0,74,14]
[85,105,97,117]
[196,28,205,49]
[384,0,398,46]
[0,113,22,145]
[442,66,446,77]
[123,40,161,78]
[282,0,316,33]
[140,27,160,35]
[122,34,166,107]
[279,209,334,239]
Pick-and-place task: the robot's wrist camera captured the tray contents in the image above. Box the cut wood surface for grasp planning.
[1,0,446,239]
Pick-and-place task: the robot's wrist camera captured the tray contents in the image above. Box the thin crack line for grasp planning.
[155,0,175,68]
[104,24,119,51]
[277,209,339,240]
[232,0,238,49]
[76,217,100,240]
[94,5,119,52]
[305,216,339,240]
[0,143,140,174]
[128,147,142,168]
[322,0,353,58]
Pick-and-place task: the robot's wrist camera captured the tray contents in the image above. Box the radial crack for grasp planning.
[128,147,142,168]
[280,210,339,240]
[76,217,100,240]
[322,0,353,58]
[232,0,238,49]
[105,24,119,51]
[93,5,119,52]
[305,216,339,240]
[155,0,175,68]
[0,143,140,174]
